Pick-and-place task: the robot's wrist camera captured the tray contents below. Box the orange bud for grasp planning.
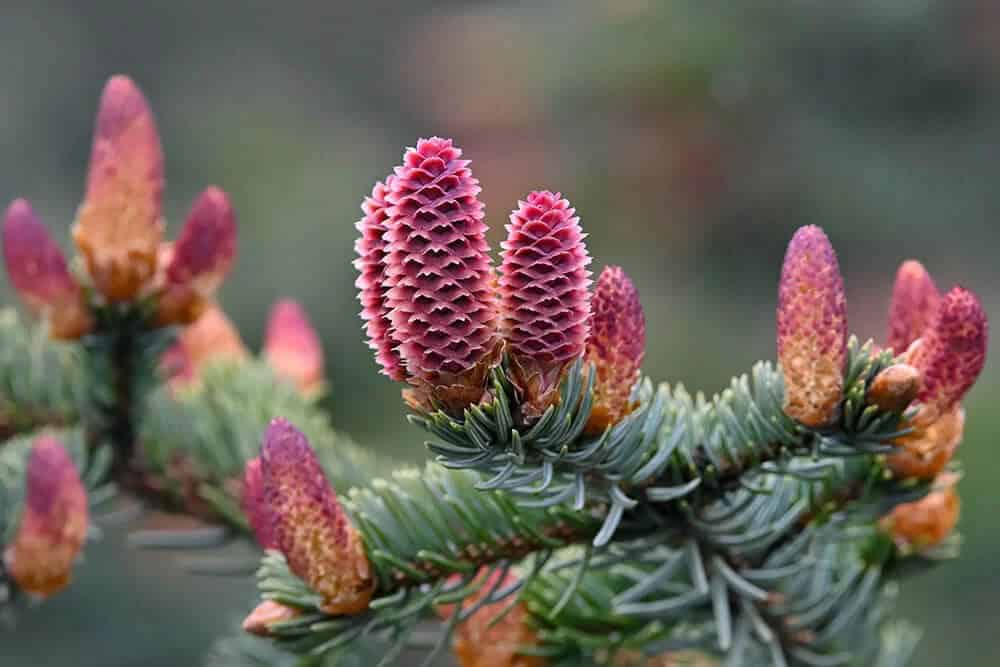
[162,305,247,390]
[264,300,325,397]
[887,408,964,480]
[3,436,89,597]
[261,419,374,615]
[867,364,921,414]
[438,568,545,667]
[776,226,848,427]
[882,473,960,550]
[72,75,164,302]
[242,599,301,637]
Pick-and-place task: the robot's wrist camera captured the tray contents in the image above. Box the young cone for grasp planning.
[3,436,89,597]
[384,138,501,412]
[259,418,374,615]
[500,191,592,420]
[887,407,964,480]
[161,305,248,390]
[354,176,406,381]
[156,187,237,325]
[887,260,940,354]
[263,300,325,397]
[584,266,645,434]
[906,286,988,424]
[881,473,960,551]
[2,199,92,339]
[72,75,165,303]
[242,600,301,637]
[241,457,275,549]
[776,225,847,427]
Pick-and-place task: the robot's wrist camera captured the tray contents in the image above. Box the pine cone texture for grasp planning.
[887,260,940,354]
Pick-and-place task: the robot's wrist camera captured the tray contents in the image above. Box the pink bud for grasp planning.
[776,225,848,427]
[260,418,373,615]
[241,457,275,549]
[584,266,645,433]
[72,75,164,302]
[354,177,407,381]
[3,436,89,597]
[887,260,941,354]
[500,191,592,419]
[907,287,988,421]
[166,186,237,297]
[163,305,248,390]
[384,138,501,412]
[263,300,325,397]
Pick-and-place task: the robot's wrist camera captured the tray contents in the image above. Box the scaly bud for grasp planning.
[162,305,248,390]
[355,177,407,381]
[2,199,92,339]
[241,457,275,549]
[867,364,921,414]
[500,191,592,420]
[887,260,940,354]
[437,568,545,667]
[887,407,964,480]
[776,225,847,427]
[881,473,960,551]
[156,187,237,325]
[3,436,89,597]
[384,138,501,412]
[584,266,645,434]
[72,75,164,302]
[242,599,301,637]
[907,287,988,423]
[264,300,325,397]
[260,418,374,615]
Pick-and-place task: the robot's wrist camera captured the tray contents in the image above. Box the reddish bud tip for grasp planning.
[500,191,592,419]
[260,418,373,615]
[887,260,941,354]
[907,287,988,421]
[165,186,237,297]
[882,473,960,551]
[2,200,92,339]
[584,266,645,434]
[242,599,301,637]
[241,457,276,549]
[3,436,89,597]
[776,225,848,427]
[73,75,164,302]
[384,138,501,412]
[264,300,325,397]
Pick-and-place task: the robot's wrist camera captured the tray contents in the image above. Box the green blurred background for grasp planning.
[1,0,997,664]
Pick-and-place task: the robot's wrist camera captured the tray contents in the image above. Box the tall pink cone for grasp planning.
[384,137,501,412]
[156,187,237,325]
[2,199,92,339]
[776,225,848,427]
[264,300,325,397]
[887,260,941,354]
[260,418,373,615]
[3,436,89,597]
[499,191,592,420]
[241,457,275,549]
[584,266,645,434]
[907,286,988,423]
[72,75,164,302]
[354,177,407,381]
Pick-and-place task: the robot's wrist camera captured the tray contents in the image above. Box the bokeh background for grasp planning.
[1,1,997,664]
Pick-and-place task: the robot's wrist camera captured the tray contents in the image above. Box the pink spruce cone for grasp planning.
[264,300,325,397]
[355,177,407,382]
[383,137,501,413]
[887,260,941,354]
[2,199,92,339]
[499,191,592,420]
[584,266,645,434]
[906,286,988,424]
[156,187,238,326]
[3,435,89,598]
[241,457,276,549]
[260,418,374,615]
[72,75,165,303]
[776,225,848,427]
